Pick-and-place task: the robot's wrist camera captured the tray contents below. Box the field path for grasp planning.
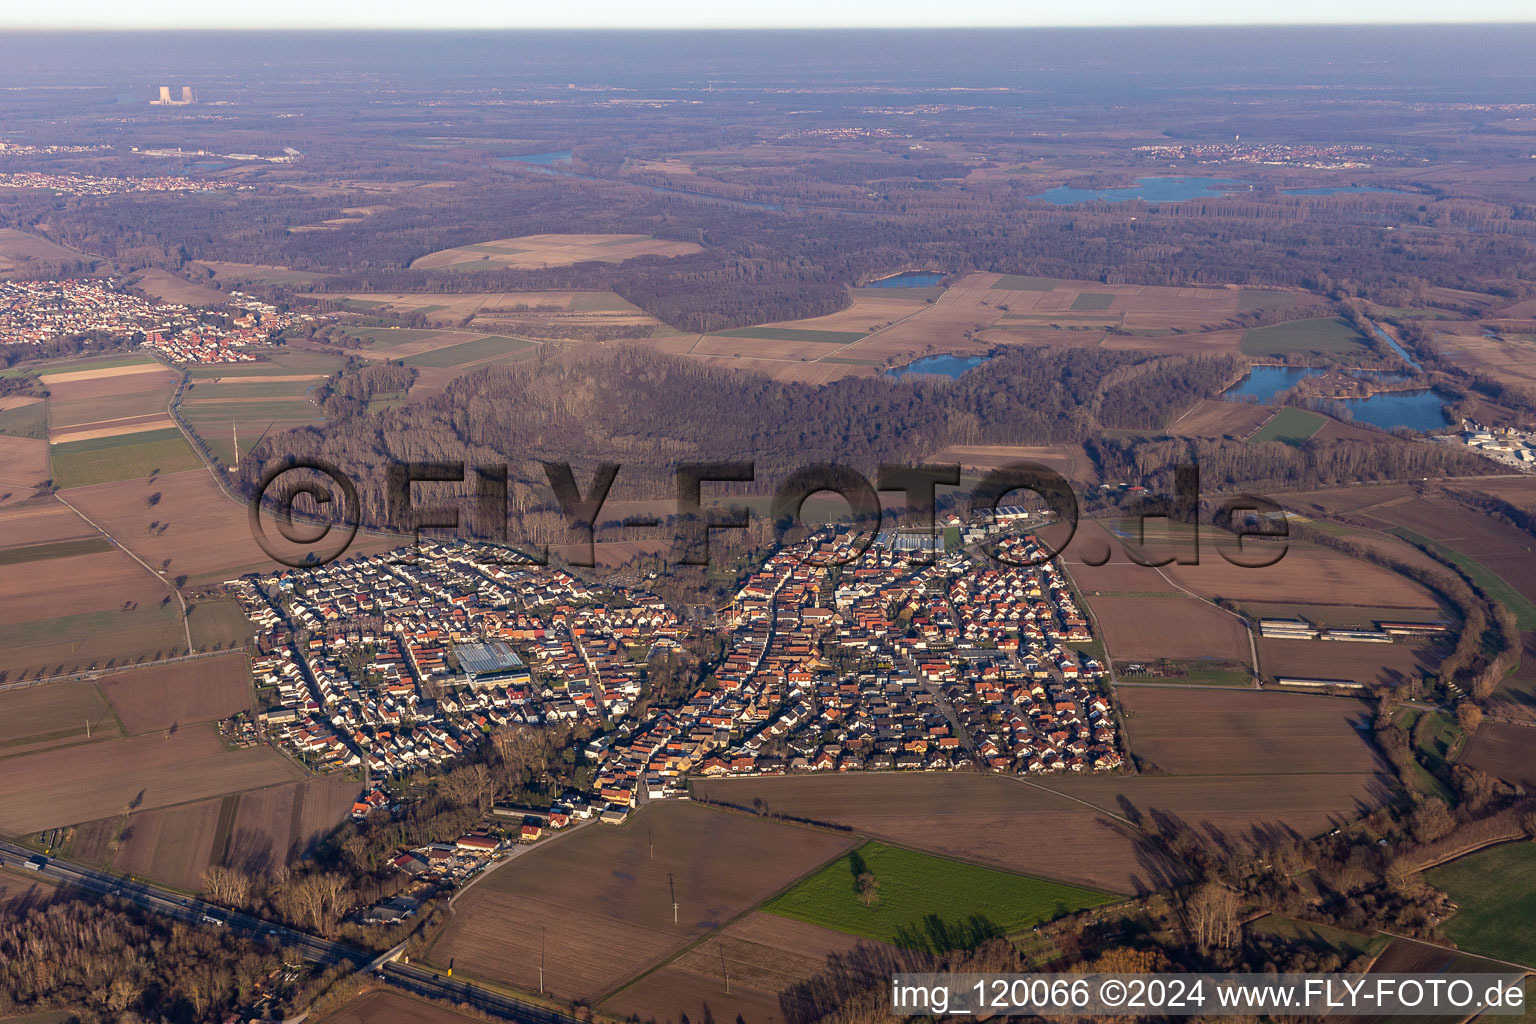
[1006,775,1136,828]
[1148,562,1261,685]
[52,492,194,656]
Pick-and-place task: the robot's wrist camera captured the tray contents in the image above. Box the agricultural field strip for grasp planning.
[590,825,862,1005]
[51,492,193,654]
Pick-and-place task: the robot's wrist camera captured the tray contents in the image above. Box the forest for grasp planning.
[239,345,1245,534]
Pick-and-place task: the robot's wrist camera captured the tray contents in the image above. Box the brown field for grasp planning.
[127,267,229,307]
[0,228,90,277]
[0,541,169,625]
[649,272,1315,381]
[68,772,356,887]
[0,868,59,914]
[929,443,1092,482]
[1044,773,1394,849]
[693,355,882,383]
[1087,595,1252,662]
[43,360,179,442]
[0,499,95,547]
[1167,399,1272,439]
[1258,637,1439,688]
[0,724,302,833]
[35,360,166,387]
[1163,536,1440,609]
[1118,688,1383,776]
[1061,521,1187,595]
[692,773,1183,895]
[1427,326,1536,390]
[107,797,225,891]
[1281,483,1421,517]
[0,681,116,749]
[0,497,192,681]
[221,773,360,875]
[49,414,177,444]
[1460,722,1536,791]
[430,800,857,1001]
[0,434,48,503]
[602,912,880,1024]
[58,468,407,585]
[1355,495,1536,606]
[98,653,253,734]
[411,233,702,271]
[321,290,659,339]
[318,989,483,1024]
[1453,477,1536,515]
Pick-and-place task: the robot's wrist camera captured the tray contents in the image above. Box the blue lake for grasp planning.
[1336,389,1451,432]
[865,271,945,288]
[886,354,987,379]
[1030,176,1249,205]
[1223,365,1318,402]
[1223,366,1450,432]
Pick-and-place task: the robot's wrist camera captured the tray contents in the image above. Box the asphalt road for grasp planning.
[0,838,581,1024]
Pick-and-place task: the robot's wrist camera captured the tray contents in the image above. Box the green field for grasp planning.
[1247,914,1388,959]
[1239,317,1372,358]
[336,326,450,350]
[186,350,343,379]
[0,602,186,679]
[569,291,639,312]
[402,334,536,369]
[1238,290,1302,313]
[182,401,325,465]
[764,841,1113,949]
[1388,526,1536,629]
[37,353,158,375]
[711,327,868,344]
[991,275,1059,291]
[1427,843,1536,968]
[0,401,47,439]
[0,538,112,565]
[1070,292,1115,311]
[186,598,257,651]
[50,428,203,489]
[1249,407,1326,445]
[185,378,321,400]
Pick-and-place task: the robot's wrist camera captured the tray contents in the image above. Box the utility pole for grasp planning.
[669,871,677,925]
[539,926,546,993]
[720,944,730,994]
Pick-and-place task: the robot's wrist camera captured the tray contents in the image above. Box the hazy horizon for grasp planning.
[4,1,1536,30]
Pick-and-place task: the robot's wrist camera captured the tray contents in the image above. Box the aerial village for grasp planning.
[222,513,1121,893]
[0,170,253,197]
[0,278,322,361]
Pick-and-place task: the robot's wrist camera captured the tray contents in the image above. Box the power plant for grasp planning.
[151,86,196,105]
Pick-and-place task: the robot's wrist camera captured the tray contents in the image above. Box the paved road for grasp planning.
[0,838,581,1024]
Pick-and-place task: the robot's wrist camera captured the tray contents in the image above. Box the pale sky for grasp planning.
[5,0,1535,29]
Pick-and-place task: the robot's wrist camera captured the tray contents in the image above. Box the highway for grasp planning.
[0,838,581,1024]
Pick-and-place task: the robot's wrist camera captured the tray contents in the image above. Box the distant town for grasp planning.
[0,278,323,361]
